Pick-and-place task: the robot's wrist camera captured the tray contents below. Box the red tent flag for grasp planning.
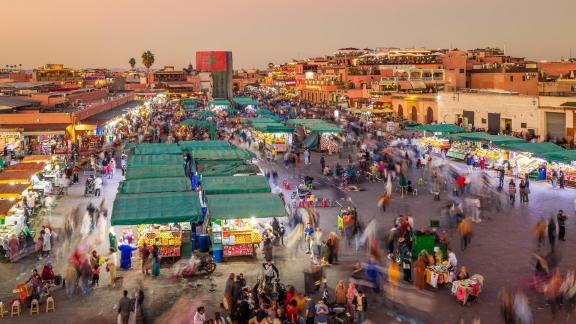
[196,51,228,72]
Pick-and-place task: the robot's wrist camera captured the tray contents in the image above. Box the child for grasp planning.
[91,264,100,287]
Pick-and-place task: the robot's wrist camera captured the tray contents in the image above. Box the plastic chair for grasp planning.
[45,296,55,312]
[11,301,20,317]
[30,299,39,315]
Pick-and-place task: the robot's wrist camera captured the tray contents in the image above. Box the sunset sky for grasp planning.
[2,0,575,70]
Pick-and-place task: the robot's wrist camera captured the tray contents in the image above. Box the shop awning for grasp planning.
[286,119,341,133]
[179,140,230,152]
[244,118,279,124]
[0,200,17,217]
[255,109,273,116]
[209,99,231,107]
[182,99,199,106]
[132,143,182,155]
[0,183,31,199]
[23,131,65,136]
[193,148,255,164]
[118,177,191,194]
[126,164,185,180]
[111,192,203,226]
[127,155,183,167]
[233,97,260,106]
[200,163,260,177]
[22,155,51,163]
[498,142,564,155]
[453,132,524,144]
[541,150,576,165]
[206,193,286,220]
[184,108,198,113]
[224,107,239,115]
[251,123,294,133]
[201,175,270,195]
[197,110,216,119]
[179,119,214,128]
[0,170,38,183]
[406,124,464,133]
[5,163,46,173]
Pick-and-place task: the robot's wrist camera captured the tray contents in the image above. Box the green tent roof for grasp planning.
[127,154,183,167]
[407,124,464,133]
[255,109,273,115]
[201,175,270,194]
[233,97,260,106]
[179,140,230,152]
[244,117,278,124]
[118,177,191,194]
[209,99,231,107]
[126,164,185,180]
[111,192,202,225]
[286,119,340,133]
[193,148,255,164]
[497,142,564,155]
[184,108,198,113]
[182,98,199,106]
[453,132,524,144]
[206,193,286,219]
[200,163,260,177]
[224,107,239,115]
[197,110,216,119]
[180,119,214,128]
[541,150,576,164]
[132,143,182,155]
[251,122,294,133]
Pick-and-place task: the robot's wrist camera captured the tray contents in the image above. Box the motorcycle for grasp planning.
[178,256,217,278]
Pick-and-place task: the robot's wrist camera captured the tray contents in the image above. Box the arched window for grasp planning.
[397,104,403,118]
[426,107,434,124]
[411,106,417,122]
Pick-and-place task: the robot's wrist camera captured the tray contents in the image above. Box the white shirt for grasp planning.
[448,252,457,270]
[194,312,206,324]
[94,177,103,189]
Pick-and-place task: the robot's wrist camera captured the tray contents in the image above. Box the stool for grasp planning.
[11,301,20,317]
[46,296,55,312]
[0,302,4,318]
[30,299,39,315]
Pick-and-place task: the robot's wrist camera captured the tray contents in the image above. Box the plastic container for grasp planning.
[198,234,210,252]
[212,249,223,263]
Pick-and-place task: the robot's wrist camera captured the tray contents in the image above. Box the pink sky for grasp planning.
[2,0,575,69]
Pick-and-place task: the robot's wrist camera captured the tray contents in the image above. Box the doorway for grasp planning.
[411,106,417,122]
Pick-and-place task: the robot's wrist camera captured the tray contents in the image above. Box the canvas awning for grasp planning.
[0,170,38,183]
[21,155,51,163]
[201,175,270,195]
[179,140,230,152]
[192,148,255,164]
[200,163,259,177]
[541,150,576,164]
[111,192,203,225]
[5,163,46,173]
[255,109,273,115]
[0,183,31,199]
[118,177,191,194]
[233,97,260,106]
[127,155,183,167]
[209,99,231,107]
[251,123,294,133]
[206,193,286,219]
[406,124,464,133]
[197,111,216,119]
[132,143,182,155]
[0,200,17,217]
[497,142,563,155]
[244,118,279,124]
[126,164,185,180]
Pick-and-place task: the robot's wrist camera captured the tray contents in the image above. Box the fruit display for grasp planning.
[419,137,450,149]
[509,154,544,174]
[158,246,181,257]
[547,163,576,184]
[223,244,253,257]
[472,148,505,161]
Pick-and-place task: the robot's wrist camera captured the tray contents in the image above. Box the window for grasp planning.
[481,118,487,124]
[522,76,526,81]
[459,69,465,73]
[509,76,514,82]
[521,123,527,128]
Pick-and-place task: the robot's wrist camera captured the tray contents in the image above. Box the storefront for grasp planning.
[206,193,287,261]
[541,150,576,187]
[0,130,23,153]
[248,123,294,153]
[23,131,67,155]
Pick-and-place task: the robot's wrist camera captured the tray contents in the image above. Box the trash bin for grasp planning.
[198,234,210,252]
[212,249,223,263]
[303,267,323,295]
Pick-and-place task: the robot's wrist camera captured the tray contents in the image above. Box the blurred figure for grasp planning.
[548,217,557,251]
[533,219,546,247]
[513,290,533,324]
[458,217,473,251]
[499,287,515,324]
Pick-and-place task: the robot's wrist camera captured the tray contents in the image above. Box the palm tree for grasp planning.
[141,51,155,86]
[129,58,136,70]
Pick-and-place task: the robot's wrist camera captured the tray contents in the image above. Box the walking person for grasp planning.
[107,248,118,287]
[498,167,505,189]
[117,290,132,324]
[320,155,326,172]
[140,243,151,275]
[508,179,516,205]
[352,290,367,324]
[304,149,310,165]
[94,175,103,197]
[557,209,567,241]
[151,245,160,278]
[534,219,546,247]
[458,217,472,251]
[548,217,557,250]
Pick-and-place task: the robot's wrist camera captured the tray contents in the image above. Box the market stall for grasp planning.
[192,148,255,169]
[178,119,217,140]
[178,140,230,153]
[126,154,183,168]
[130,143,182,156]
[23,131,67,155]
[111,192,203,259]
[248,123,294,153]
[125,164,186,180]
[206,193,287,260]
[118,177,192,194]
[0,130,23,153]
[287,119,342,153]
[541,150,576,187]
[445,133,522,165]
[208,99,232,111]
[232,97,260,110]
[199,163,260,177]
[498,142,562,176]
[21,155,51,164]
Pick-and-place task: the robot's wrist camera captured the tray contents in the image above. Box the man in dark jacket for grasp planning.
[548,217,557,250]
[118,290,131,324]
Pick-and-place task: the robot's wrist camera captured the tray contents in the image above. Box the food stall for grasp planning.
[541,150,576,187]
[178,119,216,141]
[191,148,255,173]
[21,155,51,164]
[0,130,23,153]
[200,176,270,195]
[498,142,562,177]
[248,123,294,153]
[208,99,232,112]
[110,191,203,260]
[206,193,287,261]
[287,119,342,153]
[445,133,522,165]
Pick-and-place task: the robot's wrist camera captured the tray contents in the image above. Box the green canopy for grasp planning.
[200,163,260,176]
[193,148,255,164]
[454,132,524,144]
[407,124,464,133]
[179,140,230,152]
[209,99,231,107]
[498,142,564,155]
[224,107,239,115]
[255,109,273,115]
[201,175,270,194]
[184,108,198,113]
[197,110,216,119]
[132,143,182,155]
[127,154,183,167]
[287,119,340,133]
[206,193,286,219]
[541,150,576,164]
[126,164,185,180]
[251,123,294,133]
[244,117,278,124]
[182,98,199,106]
[180,119,214,128]
[233,97,260,106]
[118,177,191,194]
[111,192,202,225]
